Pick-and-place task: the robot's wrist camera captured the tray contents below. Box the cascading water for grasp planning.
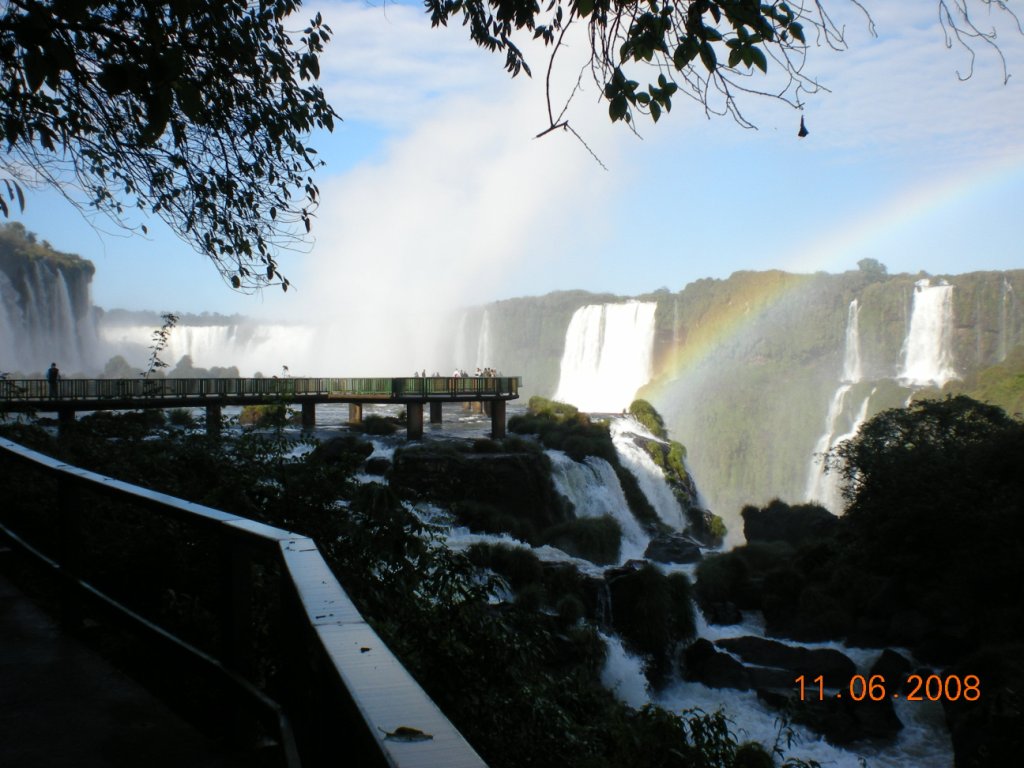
[0,259,97,373]
[899,279,958,387]
[999,277,1018,362]
[546,449,651,561]
[97,322,317,376]
[553,301,657,412]
[475,309,492,371]
[608,417,686,531]
[805,300,871,511]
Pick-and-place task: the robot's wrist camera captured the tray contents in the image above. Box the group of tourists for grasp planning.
[412,367,502,378]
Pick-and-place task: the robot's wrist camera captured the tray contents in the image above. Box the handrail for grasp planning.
[0,436,487,768]
[0,376,520,402]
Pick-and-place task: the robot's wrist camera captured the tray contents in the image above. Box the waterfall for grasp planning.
[899,279,958,387]
[999,278,1017,363]
[0,260,96,374]
[97,322,317,377]
[804,300,867,511]
[840,299,862,383]
[553,301,657,412]
[546,449,651,561]
[608,417,686,531]
[475,309,492,371]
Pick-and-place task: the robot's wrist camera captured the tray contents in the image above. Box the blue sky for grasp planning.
[11,1,1024,322]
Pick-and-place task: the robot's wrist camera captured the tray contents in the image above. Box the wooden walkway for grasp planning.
[0,376,521,438]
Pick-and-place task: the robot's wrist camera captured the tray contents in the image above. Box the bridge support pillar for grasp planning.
[429,401,443,424]
[57,406,75,435]
[206,404,222,437]
[490,399,506,439]
[348,403,363,425]
[406,402,423,440]
[301,402,316,431]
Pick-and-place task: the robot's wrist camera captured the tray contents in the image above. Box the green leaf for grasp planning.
[699,41,717,72]
[750,46,767,73]
[576,0,595,17]
[650,100,662,122]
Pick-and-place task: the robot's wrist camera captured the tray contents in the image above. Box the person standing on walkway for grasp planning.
[46,362,59,398]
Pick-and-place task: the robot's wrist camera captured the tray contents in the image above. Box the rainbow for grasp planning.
[643,151,1024,395]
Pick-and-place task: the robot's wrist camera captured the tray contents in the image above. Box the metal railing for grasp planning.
[0,376,520,402]
[0,437,486,768]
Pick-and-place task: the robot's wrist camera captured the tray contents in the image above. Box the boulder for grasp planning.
[791,695,903,745]
[682,639,751,691]
[644,533,703,564]
[702,601,743,626]
[364,456,391,475]
[715,636,856,687]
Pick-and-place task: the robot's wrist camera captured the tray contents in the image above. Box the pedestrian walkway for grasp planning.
[0,557,245,768]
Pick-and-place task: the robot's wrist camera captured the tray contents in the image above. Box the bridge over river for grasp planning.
[0,376,521,438]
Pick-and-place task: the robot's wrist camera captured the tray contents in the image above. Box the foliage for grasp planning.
[239,403,291,428]
[353,414,398,435]
[143,312,179,378]
[0,0,337,291]
[528,395,580,420]
[427,0,1021,131]
[629,399,666,438]
[0,221,94,275]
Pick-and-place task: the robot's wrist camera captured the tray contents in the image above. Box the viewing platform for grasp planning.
[0,376,521,439]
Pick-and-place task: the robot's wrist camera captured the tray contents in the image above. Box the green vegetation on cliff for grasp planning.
[0,221,95,278]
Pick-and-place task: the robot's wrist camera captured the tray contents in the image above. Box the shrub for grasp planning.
[628,399,667,438]
[356,414,397,435]
[239,403,289,427]
[166,408,196,428]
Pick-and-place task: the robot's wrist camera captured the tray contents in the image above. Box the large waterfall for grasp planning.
[899,279,958,387]
[98,322,317,377]
[475,309,492,371]
[553,301,657,412]
[0,259,97,374]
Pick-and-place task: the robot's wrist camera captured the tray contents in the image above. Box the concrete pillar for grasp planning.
[429,401,443,424]
[490,399,506,439]
[406,402,423,440]
[206,404,222,437]
[348,403,363,425]
[57,406,75,435]
[301,402,316,431]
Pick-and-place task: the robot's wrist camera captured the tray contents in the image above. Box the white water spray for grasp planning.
[546,449,650,562]
[899,279,957,387]
[475,309,492,371]
[554,301,657,412]
[805,300,870,511]
[609,417,686,531]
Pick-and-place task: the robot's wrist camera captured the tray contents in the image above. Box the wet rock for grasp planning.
[644,533,703,564]
[682,639,751,691]
[364,456,391,475]
[792,695,903,745]
[702,601,743,626]
[715,636,856,687]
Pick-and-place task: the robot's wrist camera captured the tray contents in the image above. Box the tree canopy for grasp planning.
[428,0,1022,131]
[0,0,337,292]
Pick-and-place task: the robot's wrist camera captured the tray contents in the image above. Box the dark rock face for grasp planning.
[702,601,743,626]
[791,695,903,745]
[685,507,725,548]
[715,636,856,687]
[390,445,570,529]
[682,638,751,690]
[364,456,391,475]
[943,645,1024,768]
[741,500,839,547]
[312,435,374,465]
[644,533,702,564]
